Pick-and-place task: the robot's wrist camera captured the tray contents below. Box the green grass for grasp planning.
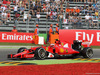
[0,59,98,66]
[91,46,100,49]
[0,64,13,66]
[0,42,38,46]
[0,42,49,46]
[19,59,97,65]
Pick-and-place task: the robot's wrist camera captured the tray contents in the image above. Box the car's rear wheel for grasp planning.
[35,48,46,60]
[81,47,93,58]
[17,47,27,53]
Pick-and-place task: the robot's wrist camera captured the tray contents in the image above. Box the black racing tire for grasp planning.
[81,47,93,58]
[17,47,27,53]
[35,47,46,60]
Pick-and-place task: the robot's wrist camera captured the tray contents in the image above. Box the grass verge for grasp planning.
[0,42,49,46]
[0,59,98,66]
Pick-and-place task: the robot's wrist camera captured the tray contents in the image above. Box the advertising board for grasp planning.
[0,32,34,43]
[59,29,100,46]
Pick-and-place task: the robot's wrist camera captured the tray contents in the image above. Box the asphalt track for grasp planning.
[0,48,100,61]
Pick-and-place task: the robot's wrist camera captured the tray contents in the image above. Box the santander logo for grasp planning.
[2,33,33,41]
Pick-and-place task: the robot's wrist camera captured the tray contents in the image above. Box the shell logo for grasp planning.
[60,48,64,53]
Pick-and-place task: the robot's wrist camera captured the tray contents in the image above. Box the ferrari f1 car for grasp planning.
[8,40,93,60]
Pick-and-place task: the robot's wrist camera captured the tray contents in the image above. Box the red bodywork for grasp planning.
[42,43,80,55]
[8,40,90,59]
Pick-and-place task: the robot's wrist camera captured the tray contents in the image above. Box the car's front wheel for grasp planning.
[17,47,27,53]
[35,48,46,60]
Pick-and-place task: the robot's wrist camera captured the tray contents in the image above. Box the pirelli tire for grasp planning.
[17,47,27,53]
[81,47,93,58]
[35,48,47,60]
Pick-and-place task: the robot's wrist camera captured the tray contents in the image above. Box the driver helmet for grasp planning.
[55,39,61,44]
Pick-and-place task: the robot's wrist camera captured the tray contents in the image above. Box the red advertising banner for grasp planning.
[59,29,100,46]
[0,32,34,43]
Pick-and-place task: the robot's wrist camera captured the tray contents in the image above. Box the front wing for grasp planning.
[8,54,35,59]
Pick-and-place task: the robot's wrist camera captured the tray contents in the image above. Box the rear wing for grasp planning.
[82,41,91,47]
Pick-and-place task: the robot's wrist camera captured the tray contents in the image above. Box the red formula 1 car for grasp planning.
[8,40,93,60]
